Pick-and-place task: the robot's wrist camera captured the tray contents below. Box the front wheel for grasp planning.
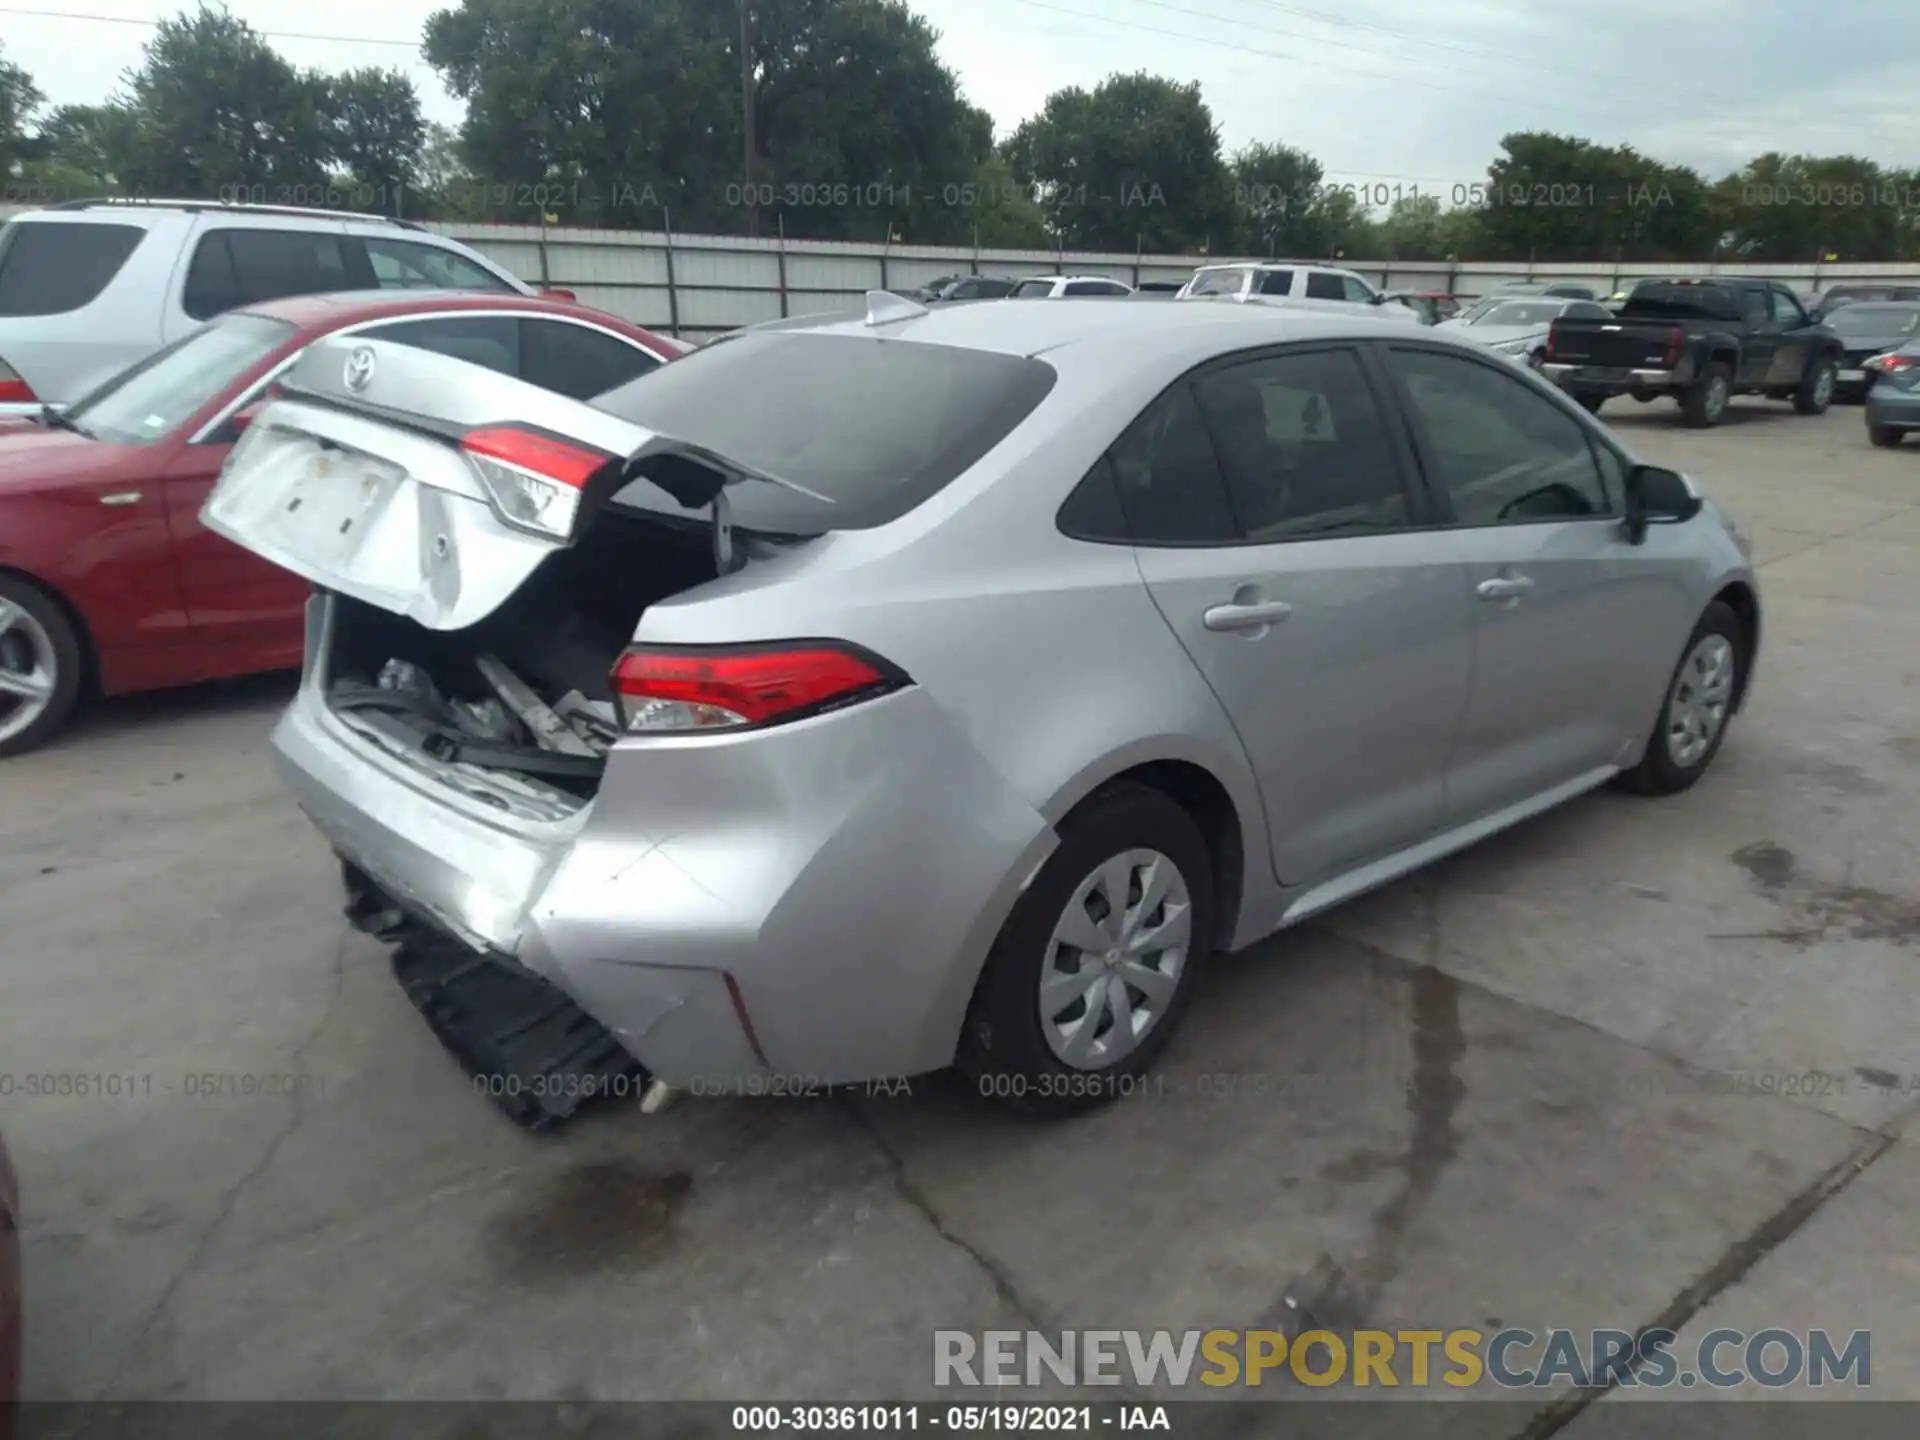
[1793,356,1837,415]
[958,784,1215,1117]
[1615,601,1745,796]
[0,577,85,759]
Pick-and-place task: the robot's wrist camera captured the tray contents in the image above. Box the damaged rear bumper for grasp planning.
[271,662,1057,1091]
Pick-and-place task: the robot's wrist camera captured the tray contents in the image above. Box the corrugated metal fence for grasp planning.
[431,221,1920,340]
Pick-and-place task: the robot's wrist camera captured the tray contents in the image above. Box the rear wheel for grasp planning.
[1793,356,1837,415]
[1615,601,1745,796]
[0,577,85,759]
[1680,363,1732,428]
[958,784,1215,1117]
[1869,424,1904,448]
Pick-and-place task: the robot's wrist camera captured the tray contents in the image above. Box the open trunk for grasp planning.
[319,503,719,819]
[199,331,837,820]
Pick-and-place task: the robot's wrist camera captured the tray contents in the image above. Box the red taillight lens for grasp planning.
[610,643,907,733]
[0,361,35,405]
[1663,326,1686,366]
[1873,354,1916,374]
[1545,327,1557,361]
[459,424,611,539]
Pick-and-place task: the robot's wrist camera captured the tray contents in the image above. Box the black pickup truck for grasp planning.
[1540,277,1843,427]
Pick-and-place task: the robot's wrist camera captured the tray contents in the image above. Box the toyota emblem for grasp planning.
[343,346,377,393]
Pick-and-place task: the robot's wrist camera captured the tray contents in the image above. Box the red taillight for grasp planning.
[1545,327,1557,361]
[0,361,35,405]
[459,424,612,539]
[1875,354,1916,374]
[461,426,606,488]
[1663,326,1685,366]
[610,643,906,733]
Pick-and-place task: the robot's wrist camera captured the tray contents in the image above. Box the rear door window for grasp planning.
[1193,348,1411,539]
[183,228,366,320]
[1105,386,1240,544]
[1304,272,1344,300]
[1256,270,1294,296]
[520,319,660,399]
[592,331,1057,531]
[0,221,145,317]
[360,236,516,292]
[1010,279,1055,298]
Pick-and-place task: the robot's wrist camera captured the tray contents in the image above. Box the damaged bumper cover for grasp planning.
[272,641,1056,1089]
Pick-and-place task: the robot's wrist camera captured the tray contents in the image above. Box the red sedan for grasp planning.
[0,291,681,756]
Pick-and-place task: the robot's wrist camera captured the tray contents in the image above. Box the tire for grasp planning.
[958,784,1215,1117]
[1680,363,1732,428]
[0,575,85,759]
[1615,601,1745,797]
[1868,424,1904,448]
[1793,355,1837,415]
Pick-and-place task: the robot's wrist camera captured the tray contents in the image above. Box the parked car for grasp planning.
[202,296,1759,1117]
[1864,342,1920,447]
[1132,282,1185,299]
[1383,291,1464,325]
[1008,275,1134,299]
[1452,282,1602,327]
[1,1130,16,1419]
[0,290,679,757]
[1822,303,1920,400]
[1541,277,1842,426]
[1177,261,1385,307]
[1811,283,1920,322]
[1438,297,1614,368]
[916,275,1019,303]
[0,198,547,417]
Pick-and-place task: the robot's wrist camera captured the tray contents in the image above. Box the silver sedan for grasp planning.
[203,296,1760,1117]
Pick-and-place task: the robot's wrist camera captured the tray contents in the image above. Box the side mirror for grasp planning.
[1623,464,1701,545]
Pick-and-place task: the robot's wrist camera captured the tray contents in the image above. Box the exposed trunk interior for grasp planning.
[321,507,719,817]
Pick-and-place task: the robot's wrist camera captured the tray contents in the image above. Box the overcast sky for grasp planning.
[6,0,1918,190]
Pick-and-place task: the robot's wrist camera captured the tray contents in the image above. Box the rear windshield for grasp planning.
[592,331,1058,532]
[1826,304,1920,337]
[1478,300,1567,328]
[0,220,146,317]
[1621,284,1740,322]
[66,313,294,445]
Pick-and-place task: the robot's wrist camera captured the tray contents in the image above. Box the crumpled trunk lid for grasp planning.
[201,334,665,630]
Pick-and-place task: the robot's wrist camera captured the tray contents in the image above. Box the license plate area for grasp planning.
[250,438,406,568]
[1839,368,1865,382]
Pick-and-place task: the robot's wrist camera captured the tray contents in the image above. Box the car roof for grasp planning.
[234,289,628,331]
[761,293,1446,361]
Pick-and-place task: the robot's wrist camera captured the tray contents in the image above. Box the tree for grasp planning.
[425,0,991,237]
[115,5,336,197]
[0,43,45,175]
[1475,132,1718,262]
[28,104,141,192]
[1714,153,1917,262]
[324,68,425,211]
[1003,73,1236,253]
[1226,141,1322,257]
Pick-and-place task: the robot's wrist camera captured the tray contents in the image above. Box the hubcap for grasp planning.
[0,597,58,746]
[1706,376,1729,418]
[1813,365,1834,406]
[1665,634,1735,769]
[1039,848,1192,1070]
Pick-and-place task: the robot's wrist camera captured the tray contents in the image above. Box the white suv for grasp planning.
[1175,261,1379,304]
[0,199,536,413]
[1007,274,1135,299]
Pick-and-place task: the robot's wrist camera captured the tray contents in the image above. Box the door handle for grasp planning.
[1476,575,1534,602]
[1203,600,1294,632]
[99,492,144,507]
